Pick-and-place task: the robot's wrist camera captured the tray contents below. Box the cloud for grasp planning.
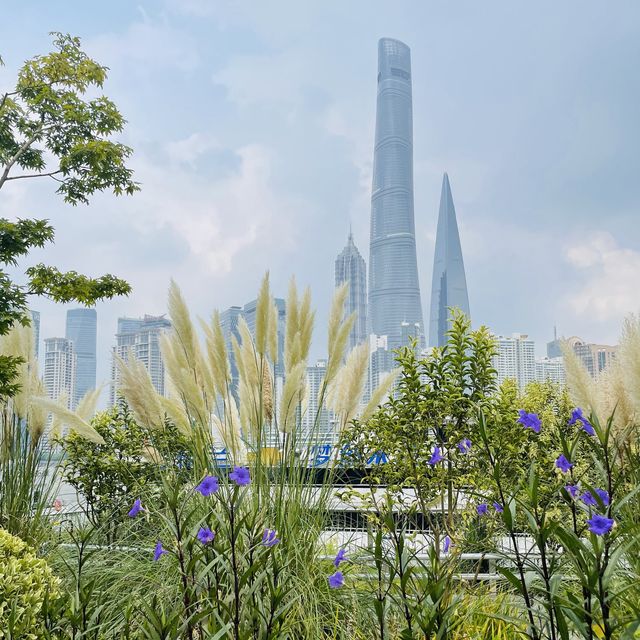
[565,232,640,321]
[123,141,299,274]
[213,50,307,111]
[165,133,220,167]
[88,18,199,73]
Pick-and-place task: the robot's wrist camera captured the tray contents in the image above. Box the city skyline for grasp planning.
[7,3,639,393]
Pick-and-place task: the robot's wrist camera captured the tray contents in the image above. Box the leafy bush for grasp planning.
[0,528,60,639]
[61,402,191,542]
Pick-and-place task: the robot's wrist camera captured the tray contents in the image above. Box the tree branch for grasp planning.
[4,169,63,181]
[0,126,45,190]
[0,90,18,112]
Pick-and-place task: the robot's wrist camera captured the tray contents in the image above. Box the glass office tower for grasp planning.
[65,308,97,407]
[368,38,424,349]
[428,173,470,347]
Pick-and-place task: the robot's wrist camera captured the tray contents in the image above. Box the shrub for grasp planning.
[61,402,191,542]
[0,528,60,639]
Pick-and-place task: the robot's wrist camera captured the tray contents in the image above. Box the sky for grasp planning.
[1,1,640,396]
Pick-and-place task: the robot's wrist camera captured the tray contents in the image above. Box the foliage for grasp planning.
[0,527,60,639]
[0,33,136,399]
[61,402,191,542]
[0,322,59,545]
[7,280,640,639]
[341,310,498,530]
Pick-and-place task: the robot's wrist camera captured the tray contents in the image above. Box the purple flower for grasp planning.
[580,491,598,507]
[262,529,280,548]
[443,536,451,553]
[595,488,610,506]
[229,466,251,486]
[493,502,504,513]
[428,446,444,466]
[333,549,348,567]
[197,527,215,545]
[568,407,585,426]
[127,498,143,518]
[457,438,472,454]
[555,454,573,474]
[565,484,579,499]
[153,540,168,562]
[477,503,488,516]
[587,514,614,536]
[195,475,219,497]
[328,571,344,589]
[569,407,595,436]
[518,410,541,434]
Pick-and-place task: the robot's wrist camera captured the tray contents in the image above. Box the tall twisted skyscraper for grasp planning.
[428,173,470,347]
[368,38,424,349]
[335,231,367,351]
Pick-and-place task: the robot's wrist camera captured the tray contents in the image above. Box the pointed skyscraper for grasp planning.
[368,38,424,349]
[429,173,470,347]
[335,230,367,351]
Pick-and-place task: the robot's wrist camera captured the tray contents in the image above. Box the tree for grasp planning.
[341,311,499,530]
[0,33,138,398]
[61,403,191,542]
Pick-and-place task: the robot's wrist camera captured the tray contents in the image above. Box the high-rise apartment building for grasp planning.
[567,337,617,380]
[535,356,566,385]
[220,306,243,393]
[110,315,172,404]
[242,298,286,376]
[429,174,470,347]
[335,231,367,351]
[300,359,336,444]
[43,337,76,407]
[65,308,97,407]
[30,310,40,361]
[368,38,424,351]
[493,333,536,390]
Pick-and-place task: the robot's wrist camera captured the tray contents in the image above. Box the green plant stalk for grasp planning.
[478,412,541,640]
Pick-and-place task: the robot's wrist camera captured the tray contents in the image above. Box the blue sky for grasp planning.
[2,1,639,390]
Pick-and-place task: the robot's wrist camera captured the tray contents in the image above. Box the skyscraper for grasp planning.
[43,337,76,407]
[335,231,367,351]
[30,310,40,361]
[368,38,424,350]
[65,308,97,407]
[493,333,536,391]
[242,297,286,376]
[300,359,336,444]
[428,173,470,347]
[567,337,617,380]
[220,306,243,394]
[535,357,566,385]
[110,315,172,404]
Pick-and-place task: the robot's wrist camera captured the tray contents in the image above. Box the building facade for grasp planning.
[428,173,470,347]
[110,315,172,404]
[493,333,536,390]
[300,359,336,444]
[43,337,76,407]
[368,37,424,351]
[535,356,566,385]
[30,310,40,361]
[65,308,97,408]
[567,337,617,380]
[242,298,286,376]
[335,231,367,352]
